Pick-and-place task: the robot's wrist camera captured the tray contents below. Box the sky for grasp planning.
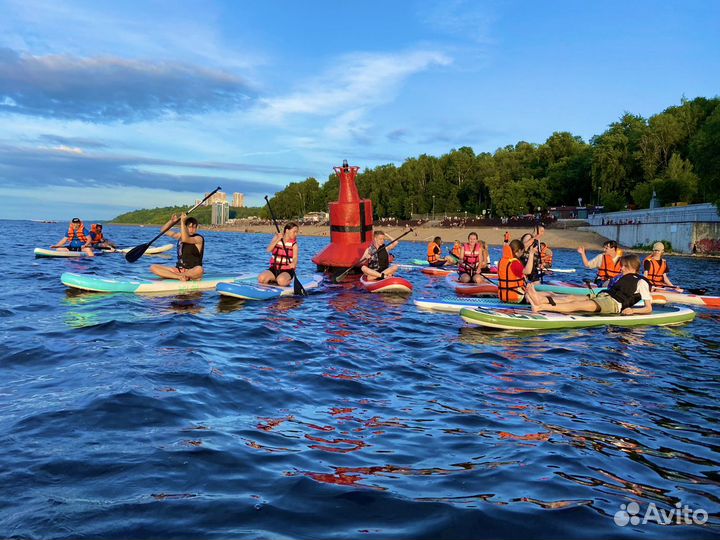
[0,0,718,221]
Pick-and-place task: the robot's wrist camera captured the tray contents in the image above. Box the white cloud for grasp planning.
[257,50,452,122]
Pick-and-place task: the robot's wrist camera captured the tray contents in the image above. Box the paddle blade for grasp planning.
[125,243,149,263]
[294,276,307,296]
[687,287,708,295]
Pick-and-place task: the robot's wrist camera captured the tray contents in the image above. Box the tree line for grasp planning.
[264,96,720,219]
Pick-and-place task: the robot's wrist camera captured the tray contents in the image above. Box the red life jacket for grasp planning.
[459,242,482,275]
[270,239,296,271]
[67,222,88,243]
[89,224,105,244]
[498,257,526,303]
[644,256,667,287]
[598,254,621,281]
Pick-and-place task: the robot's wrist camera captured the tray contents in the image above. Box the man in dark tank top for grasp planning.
[150,214,204,281]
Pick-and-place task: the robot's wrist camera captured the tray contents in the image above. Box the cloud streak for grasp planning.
[0,47,256,122]
[259,50,451,121]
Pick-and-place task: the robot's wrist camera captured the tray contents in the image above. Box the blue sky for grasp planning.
[0,0,718,220]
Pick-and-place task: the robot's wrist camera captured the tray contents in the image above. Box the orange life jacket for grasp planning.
[540,245,553,267]
[498,257,526,303]
[459,242,482,275]
[644,256,667,287]
[451,245,463,259]
[427,242,441,263]
[89,224,105,244]
[270,239,296,271]
[67,222,88,243]
[598,254,621,281]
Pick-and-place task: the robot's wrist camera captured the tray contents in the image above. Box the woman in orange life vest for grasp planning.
[578,240,622,286]
[426,237,455,267]
[150,213,204,281]
[258,223,299,287]
[51,217,95,257]
[497,239,536,303]
[361,230,400,281]
[447,240,463,264]
[644,242,682,291]
[458,232,491,283]
[89,223,117,251]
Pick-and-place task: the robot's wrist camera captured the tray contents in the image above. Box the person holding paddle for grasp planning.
[149,213,204,281]
[361,230,399,281]
[458,232,489,284]
[258,223,299,287]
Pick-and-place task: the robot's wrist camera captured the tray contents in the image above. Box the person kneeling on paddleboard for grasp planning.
[644,242,682,291]
[89,223,117,252]
[361,230,399,281]
[258,223,299,287]
[526,254,652,316]
[51,218,94,257]
[427,237,455,267]
[150,214,204,281]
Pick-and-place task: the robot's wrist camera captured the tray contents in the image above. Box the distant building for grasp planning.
[232,192,245,207]
[211,202,230,226]
[204,191,228,206]
[303,211,329,223]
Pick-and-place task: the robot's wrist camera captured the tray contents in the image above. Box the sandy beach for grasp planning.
[206,223,611,250]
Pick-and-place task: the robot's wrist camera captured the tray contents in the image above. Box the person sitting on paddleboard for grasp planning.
[478,240,491,272]
[539,242,553,268]
[51,217,94,257]
[427,237,455,267]
[520,233,544,284]
[150,213,204,281]
[497,239,536,304]
[258,222,299,287]
[89,223,117,252]
[578,240,622,286]
[458,232,491,284]
[644,242,682,291]
[527,254,652,315]
[361,230,399,281]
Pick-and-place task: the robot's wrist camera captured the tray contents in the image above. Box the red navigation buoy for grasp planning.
[312,160,374,272]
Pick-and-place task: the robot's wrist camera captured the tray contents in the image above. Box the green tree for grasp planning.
[689,103,720,203]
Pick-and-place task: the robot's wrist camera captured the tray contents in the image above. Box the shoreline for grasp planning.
[109,222,720,257]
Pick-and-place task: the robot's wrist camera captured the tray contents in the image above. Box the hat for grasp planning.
[652,242,665,252]
[71,217,81,223]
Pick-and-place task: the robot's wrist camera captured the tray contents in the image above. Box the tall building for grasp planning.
[205,191,227,206]
[211,202,230,226]
[232,192,245,207]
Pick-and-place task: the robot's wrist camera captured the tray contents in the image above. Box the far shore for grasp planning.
[111,221,611,250]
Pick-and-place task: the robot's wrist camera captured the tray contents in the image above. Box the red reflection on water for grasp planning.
[305,434,368,453]
[257,416,294,431]
[323,369,381,381]
[499,431,551,442]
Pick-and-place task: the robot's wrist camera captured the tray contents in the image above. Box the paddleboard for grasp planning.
[115,244,174,255]
[217,274,324,300]
[545,268,576,274]
[61,272,254,294]
[649,289,720,308]
[360,275,413,294]
[34,247,99,258]
[444,274,498,296]
[411,259,430,266]
[459,305,695,330]
[415,296,529,313]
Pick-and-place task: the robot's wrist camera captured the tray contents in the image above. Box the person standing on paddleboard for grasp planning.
[150,213,204,281]
[258,223,299,287]
[361,230,400,281]
[51,218,94,257]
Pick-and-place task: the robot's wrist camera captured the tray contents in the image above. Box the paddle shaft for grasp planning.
[335,227,414,282]
[264,196,305,295]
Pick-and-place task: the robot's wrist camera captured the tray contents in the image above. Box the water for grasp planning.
[1,220,719,539]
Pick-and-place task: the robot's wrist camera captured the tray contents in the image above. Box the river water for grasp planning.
[1,220,718,539]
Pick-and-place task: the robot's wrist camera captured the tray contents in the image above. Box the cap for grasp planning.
[71,217,81,223]
[652,242,665,252]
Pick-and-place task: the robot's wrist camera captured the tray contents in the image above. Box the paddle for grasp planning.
[333,227,415,284]
[125,187,221,263]
[264,196,306,296]
[582,278,600,297]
